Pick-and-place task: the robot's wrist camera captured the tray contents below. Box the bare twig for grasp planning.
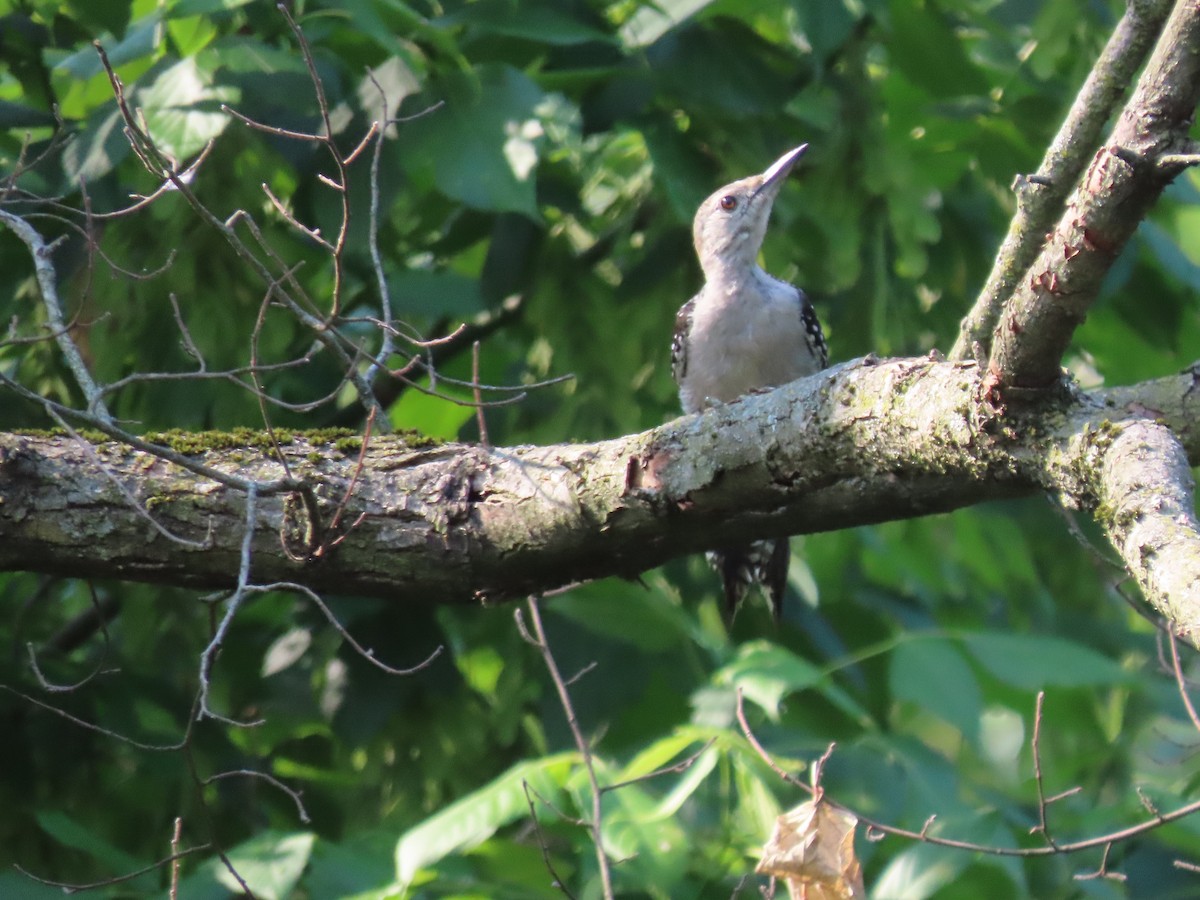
[0,684,186,752]
[275,2,352,316]
[473,341,489,445]
[364,68,393,389]
[1030,692,1060,848]
[601,739,717,793]
[519,598,615,900]
[170,818,183,900]
[1170,632,1200,733]
[205,768,310,823]
[15,843,211,894]
[1073,841,1126,882]
[25,584,116,693]
[259,581,444,676]
[735,689,810,792]
[523,780,579,899]
[93,41,388,424]
[0,209,112,422]
[197,484,266,725]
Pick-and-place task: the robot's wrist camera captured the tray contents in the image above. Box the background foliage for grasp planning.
[2,0,1200,897]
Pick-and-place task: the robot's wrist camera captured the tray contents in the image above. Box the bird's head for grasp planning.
[692,144,808,278]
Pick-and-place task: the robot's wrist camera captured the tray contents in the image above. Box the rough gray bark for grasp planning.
[984,0,1200,393]
[5,357,1200,642]
[950,0,1173,362]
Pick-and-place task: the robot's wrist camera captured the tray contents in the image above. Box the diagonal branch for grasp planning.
[950,0,1172,362]
[1091,420,1200,642]
[0,210,112,423]
[985,0,1200,397]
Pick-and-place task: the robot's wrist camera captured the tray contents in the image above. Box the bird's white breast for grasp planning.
[680,268,818,413]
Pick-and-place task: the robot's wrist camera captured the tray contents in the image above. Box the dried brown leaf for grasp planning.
[756,798,865,900]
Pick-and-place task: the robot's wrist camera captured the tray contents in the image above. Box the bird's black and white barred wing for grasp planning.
[671,295,697,386]
[798,289,829,370]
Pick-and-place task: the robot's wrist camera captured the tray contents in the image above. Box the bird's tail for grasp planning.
[706,539,789,622]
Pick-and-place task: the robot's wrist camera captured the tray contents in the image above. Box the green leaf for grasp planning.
[0,100,61,129]
[214,831,315,900]
[885,0,989,99]
[389,269,484,320]
[874,813,1022,898]
[397,65,545,217]
[54,11,161,80]
[648,742,719,819]
[138,56,237,161]
[446,0,612,46]
[61,103,130,183]
[387,380,477,438]
[173,832,315,900]
[619,0,717,48]
[890,637,982,740]
[548,579,694,652]
[715,641,868,724]
[715,641,823,718]
[961,632,1129,689]
[66,0,134,38]
[614,728,714,784]
[35,811,149,889]
[169,0,258,16]
[872,839,971,899]
[0,872,64,899]
[303,835,395,900]
[394,752,576,885]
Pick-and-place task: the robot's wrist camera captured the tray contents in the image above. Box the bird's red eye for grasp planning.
[719,195,737,211]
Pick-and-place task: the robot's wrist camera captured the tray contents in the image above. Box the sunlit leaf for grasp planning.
[138,56,237,161]
[170,0,258,16]
[716,641,824,719]
[444,0,612,45]
[394,753,575,885]
[397,65,544,216]
[618,0,717,48]
[54,12,162,80]
[890,636,982,743]
[961,632,1129,689]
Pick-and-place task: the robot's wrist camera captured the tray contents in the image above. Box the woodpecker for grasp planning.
[671,144,826,621]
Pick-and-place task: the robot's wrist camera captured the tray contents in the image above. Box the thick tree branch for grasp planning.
[1095,421,1200,640]
[986,0,1200,395]
[5,358,1200,642]
[950,0,1172,362]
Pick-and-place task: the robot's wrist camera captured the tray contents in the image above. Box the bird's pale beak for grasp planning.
[756,143,809,195]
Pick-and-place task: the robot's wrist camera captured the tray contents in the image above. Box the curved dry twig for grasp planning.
[266,580,445,676]
[14,844,212,894]
[205,769,310,824]
[0,684,187,752]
